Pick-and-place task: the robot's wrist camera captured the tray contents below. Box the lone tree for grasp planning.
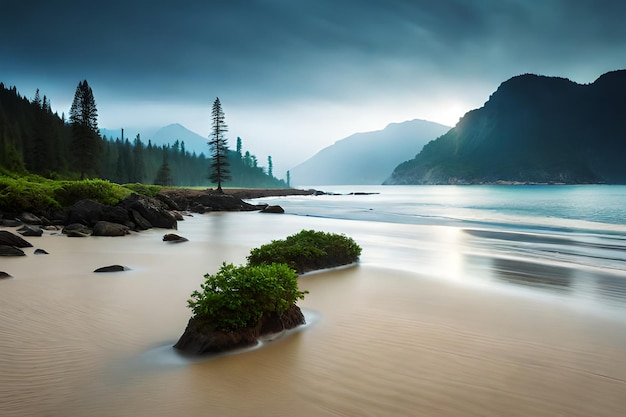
[69,80,100,179]
[208,97,230,192]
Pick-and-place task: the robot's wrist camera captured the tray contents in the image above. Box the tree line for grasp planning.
[0,81,286,188]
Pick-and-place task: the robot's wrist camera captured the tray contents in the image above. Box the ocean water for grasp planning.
[253,185,626,312]
[1,184,625,417]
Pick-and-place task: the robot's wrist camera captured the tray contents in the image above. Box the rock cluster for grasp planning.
[174,305,305,354]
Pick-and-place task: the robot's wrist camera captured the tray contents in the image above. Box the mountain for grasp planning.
[385,70,626,185]
[150,123,207,155]
[289,119,450,185]
[101,124,208,155]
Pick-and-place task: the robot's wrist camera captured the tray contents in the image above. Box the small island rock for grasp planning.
[261,205,285,214]
[163,233,188,243]
[94,265,128,273]
[174,305,305,354]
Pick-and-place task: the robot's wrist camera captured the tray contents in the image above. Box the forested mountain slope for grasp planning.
[385,70,626,184]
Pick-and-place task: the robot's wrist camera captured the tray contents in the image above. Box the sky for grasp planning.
[2,0,626,177]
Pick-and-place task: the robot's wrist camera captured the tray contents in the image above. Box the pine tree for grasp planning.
[208,97,231,192]
[267,155,273,178]
[131,134,146,183]
[236,136,242,158]
[154,148,173,186]
[69,80,100,179]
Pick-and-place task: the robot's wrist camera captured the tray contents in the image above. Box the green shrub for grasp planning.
[123,183,163,197]
[247,229,362,274]
[187,263,307,331]
[54,179,132,206]
[0,175,60,212]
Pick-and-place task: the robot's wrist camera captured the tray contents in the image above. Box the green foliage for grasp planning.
[187,263,307,331]
[247,229,362,274]
[53,179,132,207]
[0,175,60,212]
[0,173,132,213]
[123,183,163,197]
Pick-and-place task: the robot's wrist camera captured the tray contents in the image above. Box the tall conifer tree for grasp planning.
[208,97,230,192]
[69,80,100,179]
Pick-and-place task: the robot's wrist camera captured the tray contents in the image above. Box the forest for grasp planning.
[0,81,287,188]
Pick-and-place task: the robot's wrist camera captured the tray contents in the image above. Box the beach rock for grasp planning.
[129,209,152,230]
[19,212,42,225]
[171,211,184,221]
[92,221,130,237]
[174,305,305,354]
[65,199,106,226]
[1,219,23,227]
[34,248,49,255]
[100,206,133,228]
[0,231,33,247]
[163,233,188,243]
[0,271,12,279]
[63,223,93,237]
[120,194,177,229]
[196,194,258,211]
[0,245,26,256]
[156,193,181,211]
[94,265,128,273]
[261,205,285,214]
[17,224,43,237]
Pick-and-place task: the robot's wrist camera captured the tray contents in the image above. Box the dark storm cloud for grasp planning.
[2,0,625,105]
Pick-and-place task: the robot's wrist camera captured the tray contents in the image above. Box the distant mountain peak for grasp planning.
[290,118,450,186]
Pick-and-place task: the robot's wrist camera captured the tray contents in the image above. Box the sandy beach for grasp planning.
[1,212,625,417]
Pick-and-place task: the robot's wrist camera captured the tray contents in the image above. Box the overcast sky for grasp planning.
[2,0,625,176]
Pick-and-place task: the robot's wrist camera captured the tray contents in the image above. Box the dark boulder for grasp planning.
[94,265,128,273]
[156,193,181,211]
[62,223,93,237]
[1,219,23,227]
[174,305,305,354]
[65,199,106,226]
[0,231,33,247]
[34,248,49,255]
[163,233,188,243]
[129,209,152,230]
[0,271,12,279]
[92,221,130,237]
[120,194,177,229]
[261,205,285,214]
[100,206,133,228]
[196,194,258,211]
[17,224,43,237]
[0,245,26,256]
[19,212,42,224]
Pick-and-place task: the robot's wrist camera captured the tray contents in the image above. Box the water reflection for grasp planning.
[469,255,573,293]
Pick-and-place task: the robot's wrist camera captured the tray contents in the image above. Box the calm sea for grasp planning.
[254,185,626,311]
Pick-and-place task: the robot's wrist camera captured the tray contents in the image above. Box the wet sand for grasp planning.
[1,215,625,416]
